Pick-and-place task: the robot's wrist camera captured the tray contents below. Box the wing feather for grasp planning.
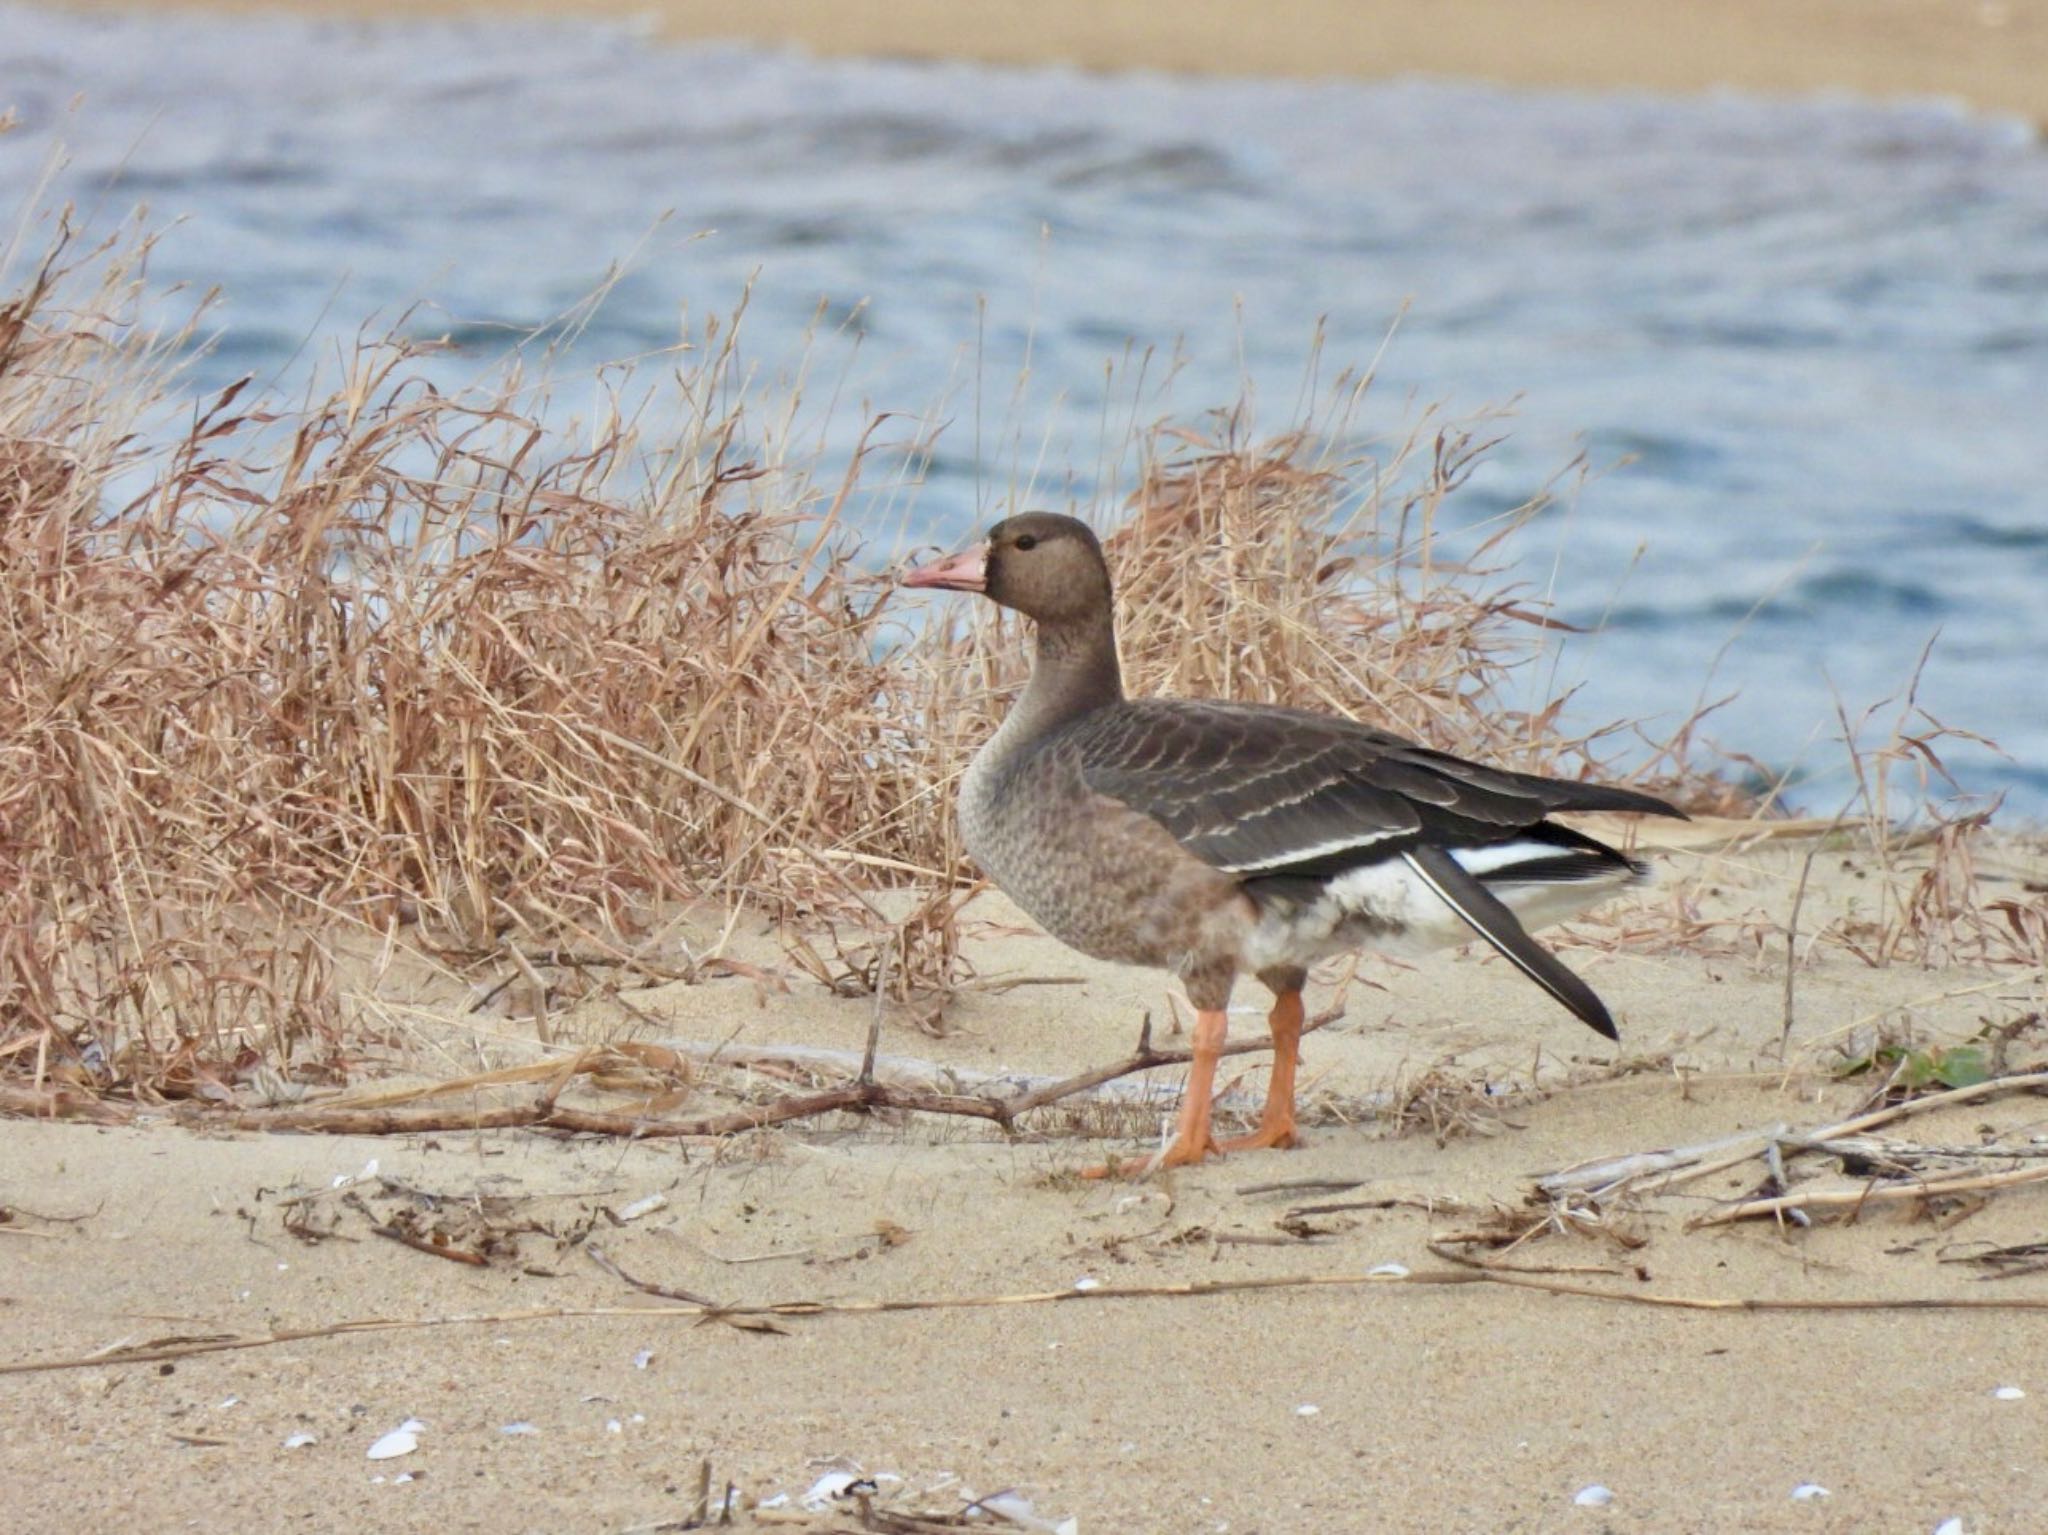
[1400,846,1620,1039]
[1049,698,1676,880]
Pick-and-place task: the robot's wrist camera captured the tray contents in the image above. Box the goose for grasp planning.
[904,512,1683,1174]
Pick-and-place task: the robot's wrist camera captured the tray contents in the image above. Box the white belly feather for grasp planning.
[1240,838,1643,976]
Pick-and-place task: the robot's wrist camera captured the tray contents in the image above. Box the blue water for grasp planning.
[4,6,2046,815]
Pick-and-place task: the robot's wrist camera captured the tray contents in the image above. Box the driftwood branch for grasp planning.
[0,1083,136,1125]
[148,1008,1342,1142]
[1536,1070,2048,1203]
[1687,1163,2048,1230]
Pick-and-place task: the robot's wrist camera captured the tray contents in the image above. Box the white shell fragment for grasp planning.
[281,1432,317,1450]
[1072,1277,1102,1292]
[1294,1404,1321,1417]
[366,1419,423,1461]
[499,1422,539,1436]
[615,1192,668,1223]
[1368,1263,1410,1278]
[801,1472,861,1510]
[633,1348,655,1370]
[1993,1385,2026,1400]
[1573,1485,1614,1508]
[332,1157,379,1190]
[1933,1520,1965,1535]
[1790,1483,1830,1501]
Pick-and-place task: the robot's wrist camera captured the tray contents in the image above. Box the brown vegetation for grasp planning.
[2,221,2039,1109]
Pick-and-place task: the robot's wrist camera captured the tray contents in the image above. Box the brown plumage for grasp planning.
[905,511,1685,1174]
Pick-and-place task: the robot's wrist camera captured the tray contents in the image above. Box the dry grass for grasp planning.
[2,219,2037,1105]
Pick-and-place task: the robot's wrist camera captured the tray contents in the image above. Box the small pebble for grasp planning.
[1573,1485,1614,1508]
[1790,1483,1830,1501]
[1993,1385,2026,1401]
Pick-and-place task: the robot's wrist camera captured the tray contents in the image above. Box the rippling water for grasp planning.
[5,6,2045,813]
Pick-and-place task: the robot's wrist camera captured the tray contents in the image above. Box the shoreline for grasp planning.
[47,0,2048,126]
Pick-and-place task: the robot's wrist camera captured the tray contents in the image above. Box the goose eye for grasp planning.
[1013,534,1038,551]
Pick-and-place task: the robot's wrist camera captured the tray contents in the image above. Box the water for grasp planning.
[4,5,2045,815]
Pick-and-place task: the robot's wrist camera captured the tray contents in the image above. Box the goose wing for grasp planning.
[1054,698,1680,880]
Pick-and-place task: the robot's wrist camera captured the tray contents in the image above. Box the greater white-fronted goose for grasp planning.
[905,512,1684,1174]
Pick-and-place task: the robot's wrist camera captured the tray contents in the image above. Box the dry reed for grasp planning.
[3,218,2035,1105]
[15,1257,2048,1381]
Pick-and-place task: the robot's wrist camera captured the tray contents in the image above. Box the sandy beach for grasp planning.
[6,834,2048,1531]
[58,0,2048,123]
[7,3,2048,1529]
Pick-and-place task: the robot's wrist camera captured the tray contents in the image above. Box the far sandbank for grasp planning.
[53,0,2048,124]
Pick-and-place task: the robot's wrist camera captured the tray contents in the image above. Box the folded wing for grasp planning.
[1056,698,1680,880]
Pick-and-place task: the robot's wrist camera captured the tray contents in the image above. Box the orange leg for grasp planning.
[1083,1007,1227,1179]
[1218,989,1302,1153]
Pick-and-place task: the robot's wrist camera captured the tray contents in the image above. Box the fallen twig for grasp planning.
[1687,1163,2048,1229]
[587,1245,720,1307]
[1799,1136,2048,1165]
[1536,1069,2048,1203]
[156,1009,1343,1143]
[369,1223,488,1267]
[1283,1193,1485,1220]
[986,1007,1340,1129]
[1941,1240,2048,1279]
[1237,1177,1366,1197]
[0,1083,134,1125]
[14,1257,2048,1378]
